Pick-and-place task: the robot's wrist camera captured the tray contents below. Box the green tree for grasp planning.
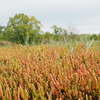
[5,13,42,44]
[90,34,97,40]
[44,32,53,39]
[96,34,100,40]
[43,32,53,44]
[0,25,5,40]
[51,25,68,42]
[51,25,67,35]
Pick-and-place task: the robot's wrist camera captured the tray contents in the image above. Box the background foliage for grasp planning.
[0,13,100,46]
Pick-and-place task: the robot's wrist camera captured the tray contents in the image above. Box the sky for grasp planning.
[0,0,100,34]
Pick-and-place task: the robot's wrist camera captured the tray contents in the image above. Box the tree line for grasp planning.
[0,13,100,45]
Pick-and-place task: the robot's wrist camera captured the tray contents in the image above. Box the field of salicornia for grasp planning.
[0,44,100,100]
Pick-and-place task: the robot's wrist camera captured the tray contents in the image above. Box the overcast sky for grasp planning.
[0,0,100,34]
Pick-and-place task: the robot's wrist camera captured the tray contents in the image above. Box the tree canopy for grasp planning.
[0,13,100,46]
[5,13,42,44]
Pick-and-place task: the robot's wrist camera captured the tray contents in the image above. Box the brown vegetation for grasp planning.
[0,41,14,46]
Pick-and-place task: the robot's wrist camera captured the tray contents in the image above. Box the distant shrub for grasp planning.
[0,41,14,46]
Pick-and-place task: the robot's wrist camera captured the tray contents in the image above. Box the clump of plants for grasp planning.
[0,44,100,100]
[0,41,14,47]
